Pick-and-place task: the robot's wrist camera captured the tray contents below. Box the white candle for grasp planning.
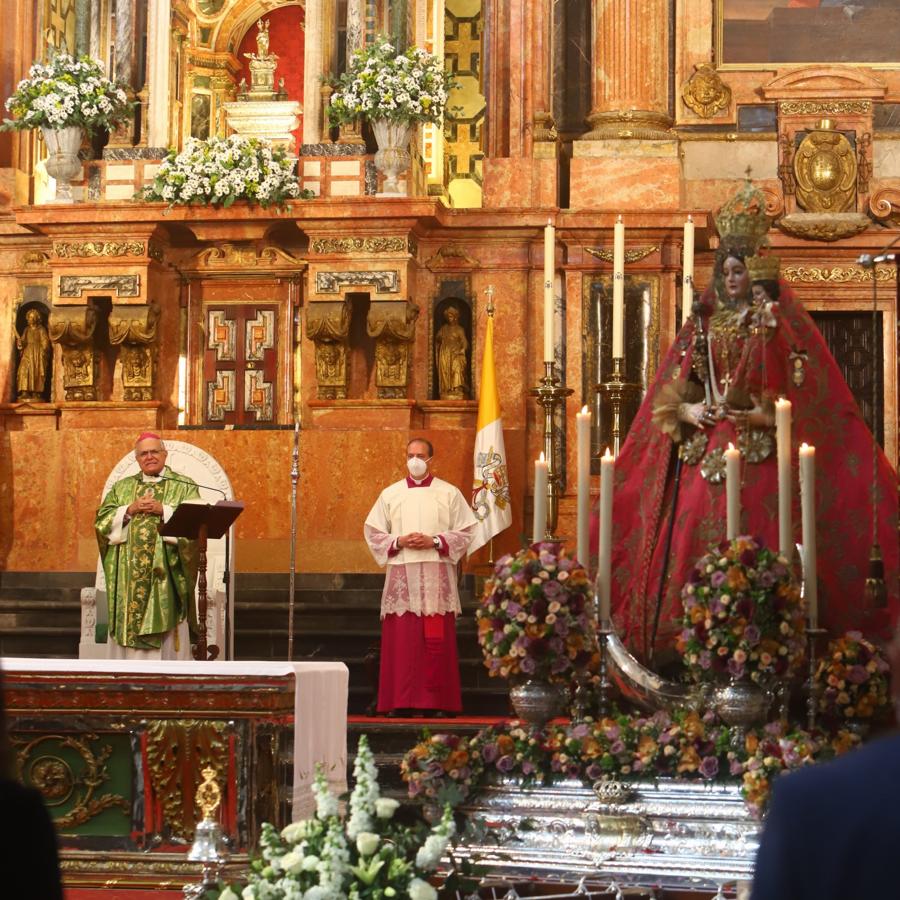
[598,448,614,622]
[799,443,818,628]
[576,406,591,567]
[543,220,555,363]
[612,215,625,358]
[725,442,741,540]
[682,214,695,327]
[775,397,792,559]
[533,452,548,544]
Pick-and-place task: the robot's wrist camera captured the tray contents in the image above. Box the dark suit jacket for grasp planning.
[0,779,63,900]
[751,732,900,900]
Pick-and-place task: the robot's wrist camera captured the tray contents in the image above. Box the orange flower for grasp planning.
[726,566,748,591]
[744,733,759,754]
[446,749,470,769]
[682,711,705,740]
[497,734,515,755]
[677,746,701,773]
[637,734,658,763]
[478,617,493,636]
[582,737,602,757]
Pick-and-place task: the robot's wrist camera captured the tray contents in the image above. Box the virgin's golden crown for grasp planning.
[746,253,780,282]
[714,178,772,251]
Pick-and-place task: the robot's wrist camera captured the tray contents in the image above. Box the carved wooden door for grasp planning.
[203,304,278,425]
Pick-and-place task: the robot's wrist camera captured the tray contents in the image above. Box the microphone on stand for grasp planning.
[157,473,228,500]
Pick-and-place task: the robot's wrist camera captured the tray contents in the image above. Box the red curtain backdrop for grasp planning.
[237,6,305,152]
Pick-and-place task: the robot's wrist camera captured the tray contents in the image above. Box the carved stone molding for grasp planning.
[781,264,894,284]
[423,243,480,271]
[315,270,400,294]
[306,300,351,399]
[194,243,300,269]
[58,275,141,299]
[585,245,660,264]
[367,300,419,399]
[870,188,900,224]
[779,100,871,117]
[53,240,146,258]
[681,64,731,119]
[48,306,99,401]
[310,236,417,255]
[108,303,161,401]
[532,111,559,143]
[19,250,50,270]
[777,212,870,242]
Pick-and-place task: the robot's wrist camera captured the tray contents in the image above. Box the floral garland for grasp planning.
[140,135,308,209]
[212,735,455,900]
[2,53,131,134]
[401,712,860,819]
[678,536,806,684]
[815,630,891,726]
[477,542,596,683]
[329,36,455,126]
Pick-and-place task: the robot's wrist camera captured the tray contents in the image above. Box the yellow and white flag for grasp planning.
[469,311,512,555]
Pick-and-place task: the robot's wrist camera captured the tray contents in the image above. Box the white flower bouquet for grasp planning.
[329,36,455,127]
[141,135,307,209]
[1,53,131,134]
[211,735,455,900]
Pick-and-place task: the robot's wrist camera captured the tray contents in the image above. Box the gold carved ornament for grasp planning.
[53,241,146,258]
[306,300,351,399]
[793,119,857,214]
[782,264,894,284]
[145,719,228,839]
[311,237,413,254]
[586,245,660,265]
[779,101,871,117]
[13,733,129,829]
[367,300,420,398]
[681,63,732,119]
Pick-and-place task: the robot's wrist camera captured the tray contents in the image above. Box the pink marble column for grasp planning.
[584,0,672,139]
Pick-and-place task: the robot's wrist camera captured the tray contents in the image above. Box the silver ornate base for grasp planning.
[453,777,758,892]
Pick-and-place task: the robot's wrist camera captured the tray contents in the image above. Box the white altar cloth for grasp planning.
[1,657,349,820]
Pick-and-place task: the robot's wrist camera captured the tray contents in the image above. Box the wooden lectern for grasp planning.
[159,500,243,660]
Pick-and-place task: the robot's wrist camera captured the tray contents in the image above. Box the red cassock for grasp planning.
[592,282,898,661]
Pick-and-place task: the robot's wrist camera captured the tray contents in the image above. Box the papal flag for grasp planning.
[468,309,512,555]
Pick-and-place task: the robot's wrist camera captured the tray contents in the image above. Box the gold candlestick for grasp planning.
[597,356,640,457]
[529,361,573,539]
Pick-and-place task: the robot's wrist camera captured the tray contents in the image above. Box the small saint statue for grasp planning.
[435,305,469,400]
[15,308,51,400]
[255,18,270,59]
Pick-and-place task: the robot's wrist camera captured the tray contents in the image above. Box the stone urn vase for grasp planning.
[41,125,84,203]
[509,680,568,730]
[371,118,413,196]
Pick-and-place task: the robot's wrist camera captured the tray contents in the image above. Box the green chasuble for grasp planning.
[94,466,201,651]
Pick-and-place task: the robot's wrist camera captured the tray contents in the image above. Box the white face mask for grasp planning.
[406,456,429,479]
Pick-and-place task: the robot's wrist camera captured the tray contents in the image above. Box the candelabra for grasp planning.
[597,357,640,457]
[529,361,573,538]
[805,624,826,731]
[183,767,228,898]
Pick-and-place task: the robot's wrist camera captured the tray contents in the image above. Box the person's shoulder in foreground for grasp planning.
[751,731,900,900]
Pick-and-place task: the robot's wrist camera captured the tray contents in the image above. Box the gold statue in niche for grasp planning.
[15,308,51,400]
[793,119,857,214]
[435,304,469,400]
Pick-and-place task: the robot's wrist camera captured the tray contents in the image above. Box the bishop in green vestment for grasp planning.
[94,433,200,656]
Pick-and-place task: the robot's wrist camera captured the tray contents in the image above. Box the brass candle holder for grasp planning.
[529,361,573,539]
[804,625,827,731]
[184,767,228,898]
[597,356,640,457]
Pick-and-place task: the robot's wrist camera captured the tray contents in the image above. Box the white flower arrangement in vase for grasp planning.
[328,36,457,195]
[140,135,309,209]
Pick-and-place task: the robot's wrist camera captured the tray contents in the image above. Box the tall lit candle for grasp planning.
[576,406,591,567]
[543,220,555,363]
[682,214,695,327]
[533,452,548,544]
[775,397,792,559]
[598,448,614,622]
[799,443,818,628]
[612,215,625,358]
[725,442,741,540]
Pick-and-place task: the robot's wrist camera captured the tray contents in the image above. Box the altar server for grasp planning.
[365,438,476,717]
